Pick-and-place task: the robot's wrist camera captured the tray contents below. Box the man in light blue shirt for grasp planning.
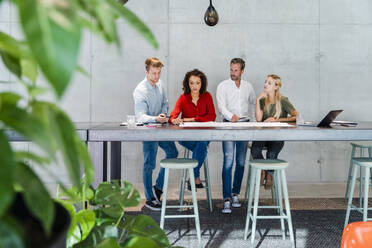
[133,57,178,211]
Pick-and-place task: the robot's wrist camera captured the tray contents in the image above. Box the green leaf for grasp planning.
[14,162,54,235]
[118,0,129,4]
[60,184,95,204]
[73,224,118,248]
[123,236,158,248]
[0,221,25,248]
[50,103,94,187]
[47,104,83,187]
[97,238,121,248]
[14,151,51,165]
[105,0,158,49]
[67,209,96,247]
[77,15,103,36]
[76,138,94,186]
[94,181,140,219]
[0,32,38,82]
[28,86,48,98]
[76,210,96,240]
[20,58,38,83]
[0,32,33,59]
[76,65,90,77]
[16,0,81,97]
[0,51,21,78]
[31,101,92,188]
[0,92,22,106]
[120,215,170,248]
[0,131,15,217]
[0,97,56,159]
[92,0,118,43]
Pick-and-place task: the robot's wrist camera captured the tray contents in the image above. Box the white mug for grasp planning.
[127,115,136,127]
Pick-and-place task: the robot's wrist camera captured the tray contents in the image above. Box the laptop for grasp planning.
[298,110,343,127]
[317,110,343,127]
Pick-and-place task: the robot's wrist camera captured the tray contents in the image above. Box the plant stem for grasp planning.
[115,210,125,228]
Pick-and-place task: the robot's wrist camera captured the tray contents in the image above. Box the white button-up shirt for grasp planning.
[216,78,256,121]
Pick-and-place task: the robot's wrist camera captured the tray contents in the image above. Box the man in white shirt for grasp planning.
[216,58,256,214]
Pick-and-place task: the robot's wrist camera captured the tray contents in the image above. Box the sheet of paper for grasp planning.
[179,122,295,128]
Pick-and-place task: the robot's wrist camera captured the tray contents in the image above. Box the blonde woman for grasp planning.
[251,74,297,189]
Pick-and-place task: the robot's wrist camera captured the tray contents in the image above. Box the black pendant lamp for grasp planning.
[204,0,219,26]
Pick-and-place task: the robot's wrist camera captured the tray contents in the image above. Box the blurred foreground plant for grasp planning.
[0,0,159,247]
[58,180,173,248]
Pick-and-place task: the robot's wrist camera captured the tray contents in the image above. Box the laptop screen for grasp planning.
[317,110,343,127]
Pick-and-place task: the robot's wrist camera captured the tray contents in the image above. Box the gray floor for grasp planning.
[125,183,372,248]
[137,199,368,248]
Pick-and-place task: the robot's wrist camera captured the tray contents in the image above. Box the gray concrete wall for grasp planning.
[1,0,372,188]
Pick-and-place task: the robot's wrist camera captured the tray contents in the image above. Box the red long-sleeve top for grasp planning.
[169,92,216,122]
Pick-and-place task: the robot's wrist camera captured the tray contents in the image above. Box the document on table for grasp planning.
[179,122,295,128]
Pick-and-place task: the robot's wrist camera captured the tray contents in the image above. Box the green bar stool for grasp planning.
[244,146,278,206]
[244,159,294,248]
[179,148,213,212]
[160,158,202,247]
[344,158,372,228]
[345,143,372,208]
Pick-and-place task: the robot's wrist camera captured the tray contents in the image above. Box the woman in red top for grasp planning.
[169,69,216,188]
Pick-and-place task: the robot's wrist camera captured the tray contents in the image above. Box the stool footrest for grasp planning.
[349,204,372,213]
[256,215,289,220]
[166,205,193,209]
[164,215,197,219]
[256,206,280,209]
[249,213,289,220]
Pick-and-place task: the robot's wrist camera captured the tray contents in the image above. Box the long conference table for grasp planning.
[7,122,372,186]
[87,122,372,187]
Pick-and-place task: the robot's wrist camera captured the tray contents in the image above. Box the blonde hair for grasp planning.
[145,57,163,71]
[263,74,282,119]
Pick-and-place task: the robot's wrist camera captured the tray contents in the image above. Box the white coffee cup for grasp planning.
[127,115,136,127]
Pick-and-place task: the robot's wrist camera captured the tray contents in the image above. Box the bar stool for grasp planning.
[244,146,278,205]
[345,143,372,208]
[160,158,202,246]
[179,148,213,212]
[344,158,372,228]
[244,159,294,247]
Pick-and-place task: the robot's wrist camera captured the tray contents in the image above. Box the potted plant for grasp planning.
[58,180,173,247]
[0,0,164,247]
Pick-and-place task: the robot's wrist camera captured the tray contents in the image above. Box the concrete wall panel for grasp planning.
[321,0,372,24]
[320,25,372,121]
[170,0,319,24]
[91,23,168,122]
[124,0,168,24]
[0,1,10,23]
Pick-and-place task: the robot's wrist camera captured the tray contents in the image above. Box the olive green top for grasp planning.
[259,96,295,121]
